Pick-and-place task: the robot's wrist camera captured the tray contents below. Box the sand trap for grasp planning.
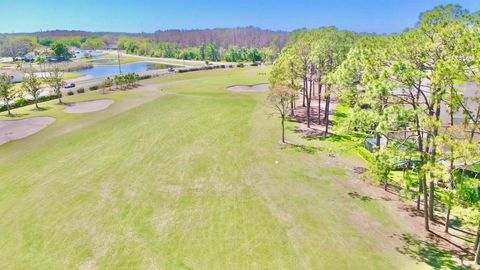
[64,99,114,113]
[0,117,55,145]
[227,83,270,93]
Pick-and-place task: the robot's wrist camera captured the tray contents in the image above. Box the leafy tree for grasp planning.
[45,65,64,103]
[81,37,106,50]
[51,41,71,60]
[0,73,16,116]
[0,36,35,61]
[102,77,114,94]
[22,69,42,109]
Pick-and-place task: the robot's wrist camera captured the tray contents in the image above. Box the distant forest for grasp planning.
[1,27,289,63]
[20,27,289,48]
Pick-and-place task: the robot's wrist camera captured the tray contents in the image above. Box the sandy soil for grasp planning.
[227,83,270,93]
[64,99,114,114]
[0,117,55,145]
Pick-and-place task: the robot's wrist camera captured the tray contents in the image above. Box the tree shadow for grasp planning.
[289,143,321,155]
[3,112,30,118]
[31,106,51,112]
[397,233,472,270]
[348,191,373,201]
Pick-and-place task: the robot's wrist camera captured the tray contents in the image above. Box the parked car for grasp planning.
[168,68,175,72]
[64,83,76,88]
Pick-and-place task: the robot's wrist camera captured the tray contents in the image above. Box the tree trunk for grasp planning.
[384,178,388,191]
[444,206,451,233]
[475,232,480,266]
[290,97,294,116]
[35,97,39,109]
[306,78,312,128]
[429,181,434,221]
[302,78,306,107]
[324,85,330,136]
[474,223,480,251]
[5,99,11,116]
[281,117,285,143]
[318,83,322,125]
[417,179,423,211]
[422,177,429,231]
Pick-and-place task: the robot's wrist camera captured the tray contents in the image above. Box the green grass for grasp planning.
[63,72,84,80]
[0,68,433,269]
[84,54,144,65]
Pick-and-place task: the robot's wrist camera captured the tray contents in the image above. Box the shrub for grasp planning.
[77,88,85,93]
[67,91,74,96]
[237,63,245,68]
[14,97,28,107]
[89,85,99,91]
[0,94,61,112]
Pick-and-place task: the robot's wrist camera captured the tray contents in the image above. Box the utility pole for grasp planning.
[117,49,122,75]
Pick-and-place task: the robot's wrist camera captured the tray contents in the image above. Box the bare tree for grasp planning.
[268,86,294,143]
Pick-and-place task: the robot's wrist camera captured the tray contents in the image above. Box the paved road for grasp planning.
[47,68,173,95]
[0,68,173,105]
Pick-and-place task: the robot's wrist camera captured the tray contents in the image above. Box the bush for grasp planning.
[77,88,85,93]
[67,91,74,96]
[0,94,61,112]
[89,85,99,91]
[237,63,245,68]
[14,97,28,107]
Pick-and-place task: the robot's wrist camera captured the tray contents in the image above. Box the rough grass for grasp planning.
[0,68,430,269]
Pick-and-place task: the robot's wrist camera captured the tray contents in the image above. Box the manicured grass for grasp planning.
[85,54,144,65]
[0,68,429,269]
[63,72,84,80]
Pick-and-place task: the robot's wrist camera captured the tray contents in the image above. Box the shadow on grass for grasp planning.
[3,112,30,118]
[31,106,51,112]
[397,233,472,270]
[348,191,373,201]
[289,143,321,155]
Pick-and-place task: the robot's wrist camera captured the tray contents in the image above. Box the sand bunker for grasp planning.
[0,117,55,145]
[64,99,114,113]
[227,83,270,93]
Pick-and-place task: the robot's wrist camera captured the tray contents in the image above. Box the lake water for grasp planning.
[76,62,174,79]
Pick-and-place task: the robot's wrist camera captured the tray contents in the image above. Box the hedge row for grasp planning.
[0,94,61,112]
[177,64,237,73]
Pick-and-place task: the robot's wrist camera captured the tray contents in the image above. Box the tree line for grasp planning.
[117,36,281,63]
[0,65,65,115]
[0,35,108,61]
[269,4,480,264]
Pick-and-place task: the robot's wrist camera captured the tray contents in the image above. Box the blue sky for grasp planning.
[0,0,479,34]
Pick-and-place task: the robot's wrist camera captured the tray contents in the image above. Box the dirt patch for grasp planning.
[227,83,270,93]
[0,117,55,145]
[64,99,114,114]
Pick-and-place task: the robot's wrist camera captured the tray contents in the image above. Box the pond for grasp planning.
[76,62,174,79]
